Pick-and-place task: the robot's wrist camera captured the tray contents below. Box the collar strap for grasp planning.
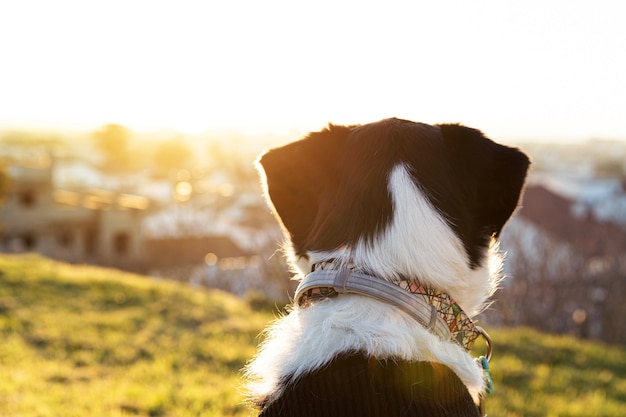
[295,268,483,351]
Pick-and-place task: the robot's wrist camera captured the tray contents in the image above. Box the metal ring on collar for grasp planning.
[475,326,492,362]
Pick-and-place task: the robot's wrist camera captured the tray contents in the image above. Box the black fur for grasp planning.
[259,353,481,417]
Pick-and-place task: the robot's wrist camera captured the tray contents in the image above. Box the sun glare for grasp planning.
[171,122,208,136]
[0,1,625,142]
[177,126,207,136]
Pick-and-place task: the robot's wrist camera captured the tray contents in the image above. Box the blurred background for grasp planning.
[1,0,625,346]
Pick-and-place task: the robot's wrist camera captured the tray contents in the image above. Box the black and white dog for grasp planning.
[246,118,529,416]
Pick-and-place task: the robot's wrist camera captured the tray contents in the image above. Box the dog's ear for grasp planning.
[256,124,353,255]
[438,124,530,237]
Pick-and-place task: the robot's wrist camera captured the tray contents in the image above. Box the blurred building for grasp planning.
[0,157,290,299]
[0,160,149,271]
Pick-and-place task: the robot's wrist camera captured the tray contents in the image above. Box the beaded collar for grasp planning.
[393,280,482,351]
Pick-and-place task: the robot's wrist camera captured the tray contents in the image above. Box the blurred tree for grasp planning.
[1,132,64,148]
[152,137,195,177]
[0,161,11,205]
[206,139,257,184]
[92,124,132,171]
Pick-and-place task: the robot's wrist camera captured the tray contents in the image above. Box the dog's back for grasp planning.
[259,354,478,417]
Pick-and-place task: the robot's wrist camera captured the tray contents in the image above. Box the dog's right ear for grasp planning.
[256,124,353,256]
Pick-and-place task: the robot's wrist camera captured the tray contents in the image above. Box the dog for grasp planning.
[245,118,529,416]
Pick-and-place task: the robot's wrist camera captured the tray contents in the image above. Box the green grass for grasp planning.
[1,254,625,416]
[484,327,626,416]
[0,254,273,417]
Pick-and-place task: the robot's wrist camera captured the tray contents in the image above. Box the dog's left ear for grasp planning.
[256,124,353,255]
[438,124,530,237]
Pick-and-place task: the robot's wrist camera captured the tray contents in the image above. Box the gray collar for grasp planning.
[296,268,451,340]
[295,267,490,355]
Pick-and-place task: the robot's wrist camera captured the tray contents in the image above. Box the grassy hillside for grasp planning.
[483,328,626,416]
[0,254,272,417]
[1,254,625,417]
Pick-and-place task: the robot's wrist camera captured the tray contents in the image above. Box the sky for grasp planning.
[1,0,625,143]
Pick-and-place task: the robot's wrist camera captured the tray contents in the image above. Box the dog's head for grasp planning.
[257,118,529,314]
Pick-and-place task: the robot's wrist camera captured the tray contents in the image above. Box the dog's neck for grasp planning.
[295,244,501,319]
[297,259,486,352]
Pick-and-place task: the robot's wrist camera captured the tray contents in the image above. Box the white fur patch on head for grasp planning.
[377,164,502,315]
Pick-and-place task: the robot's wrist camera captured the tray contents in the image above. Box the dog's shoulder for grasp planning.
[258,353,481,417]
